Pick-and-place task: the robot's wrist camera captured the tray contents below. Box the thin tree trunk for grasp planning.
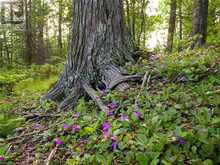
[36,0,46,65]
[191,0,208,48]
[131,0,136,43]
[138,0,147,47]
[36,21,46,64]
[58,0,63,54]
[24,0,33,64]
[166,0,177,53]
[44,0,137,111]
[178,0,183,51]
[125,0,131,36]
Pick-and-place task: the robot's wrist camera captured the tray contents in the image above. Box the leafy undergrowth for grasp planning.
[0,48,220,165]
[0,64,62,140]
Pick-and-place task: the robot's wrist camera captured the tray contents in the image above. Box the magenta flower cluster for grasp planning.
[107,102,119,110]
[102,122,119,151]
[135,111,142,119]
[55,138,63,147]
[72,124,81,133]
[111,136,118,151]
[102,121,110,138]
[0,156,4,161]
[120,114,129,121]
[177,136,186,145]
[63,123,69,130]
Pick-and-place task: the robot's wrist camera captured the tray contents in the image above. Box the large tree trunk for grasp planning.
[191,0,208,48]
[166,0,177,53]
[44,0,138,110]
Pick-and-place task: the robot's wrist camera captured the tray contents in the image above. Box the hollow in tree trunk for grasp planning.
[43,0,140,111]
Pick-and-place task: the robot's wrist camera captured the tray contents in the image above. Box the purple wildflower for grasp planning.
[34,123,42,129]
[103,131,110,139]
[107,110,114,117]
[0,156,4,161]
[63,123,69,130]
[111,142,118,150]
[162,78,168,84]
[102,122,110,132]
[120,114,129,121]
[107,102,119,110]
[111,136,118,142]
[55,138,63,147]
[102,122,110,138]
[76,112,81,118]
[177,136,186,145]
[135,111,142,119]
[179,76,188,82]
[217,59,220,65]
[72,124,81,133]
[111,136,118,150]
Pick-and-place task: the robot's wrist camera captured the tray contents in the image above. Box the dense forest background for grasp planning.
[0,0,220,164]
[0,0,219,66]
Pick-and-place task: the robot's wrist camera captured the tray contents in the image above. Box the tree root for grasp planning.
[109,75,142,90]
[83,83,109,111]
[22,113,61,121]
[43,63,143,111]
[58,95,79,111]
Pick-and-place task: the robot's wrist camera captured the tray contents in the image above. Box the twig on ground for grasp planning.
[134,71,150,110]
[46,147,58,165]
[6,120,64,142]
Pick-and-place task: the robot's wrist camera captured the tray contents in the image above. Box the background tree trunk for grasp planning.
[44,0,137,110]
[24,0,33,64]
[58,0,63,55]
[166,0,177,53]
[36,20,46,64]
[178,0,183,52]
[191,0,208,48]
[138,0,147,47]
[125,0,131,37]
[131,0,136,44]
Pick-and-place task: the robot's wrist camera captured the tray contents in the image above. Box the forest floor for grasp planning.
[0,47,220,165]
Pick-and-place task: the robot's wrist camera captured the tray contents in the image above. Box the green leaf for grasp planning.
[211,117,220,125]
[203,159,213,165]
[96,154,106,164]
[136,153,148,165]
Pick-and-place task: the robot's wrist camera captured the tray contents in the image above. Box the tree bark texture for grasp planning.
[24,0,33,64]
[44,0,136,110]
[35,0,46,65]
[178,0,183,52]
[138,0,147,47]
[166,0,177,53]
[58,0,63,51]
[191,0,208,48]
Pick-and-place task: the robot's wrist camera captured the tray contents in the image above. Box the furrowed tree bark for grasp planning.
[191,0,208,49]
[138,0,147,47]
[43,0,138,111]
[58,0,63,55]
[24,0,33,65]
[178,0,183,52]
[166,0,177,53]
